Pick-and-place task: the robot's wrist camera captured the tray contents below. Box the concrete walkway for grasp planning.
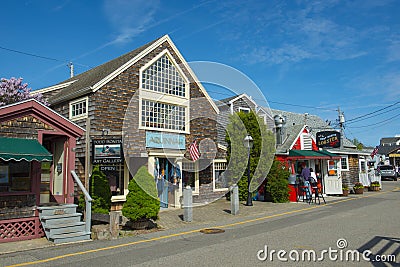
[0,193,363,255]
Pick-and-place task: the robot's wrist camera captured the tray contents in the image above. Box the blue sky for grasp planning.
[1,0,399,146]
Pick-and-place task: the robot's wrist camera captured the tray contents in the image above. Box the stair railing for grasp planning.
[71,170,92,233]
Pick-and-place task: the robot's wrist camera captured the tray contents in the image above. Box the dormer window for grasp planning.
[238,107,250,113]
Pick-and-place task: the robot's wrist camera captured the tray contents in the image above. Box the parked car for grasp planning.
[378,165,397,181]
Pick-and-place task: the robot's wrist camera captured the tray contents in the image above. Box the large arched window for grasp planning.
[139,51,189,133]
[142,54,186,97]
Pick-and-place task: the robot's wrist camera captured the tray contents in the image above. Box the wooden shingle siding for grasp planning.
[0,115,54,138]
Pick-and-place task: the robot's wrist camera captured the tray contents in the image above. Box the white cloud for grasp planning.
[103,0,160,45]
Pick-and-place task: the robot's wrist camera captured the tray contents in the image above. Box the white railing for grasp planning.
[71,170,92,233]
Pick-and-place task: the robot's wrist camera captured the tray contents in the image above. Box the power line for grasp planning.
[0,45,64,62]
[346,112,400,129]
[346,106,399,125]
[346,101,400,123]
[0,45,92,68]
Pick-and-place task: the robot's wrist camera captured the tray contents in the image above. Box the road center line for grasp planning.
[7,189,391,267]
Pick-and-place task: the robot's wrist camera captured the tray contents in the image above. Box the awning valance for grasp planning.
[0,137,52,162]
[288,150,341,160]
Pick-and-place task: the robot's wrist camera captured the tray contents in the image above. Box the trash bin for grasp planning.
[288,174,297,202]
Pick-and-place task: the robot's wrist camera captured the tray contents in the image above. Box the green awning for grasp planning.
[0,137,52,162]
[288,150,341,160]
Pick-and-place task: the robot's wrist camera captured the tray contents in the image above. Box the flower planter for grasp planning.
[354,188,364,194]
[370,186,380,191]
[342,189,349,196]
[126,218,157,230]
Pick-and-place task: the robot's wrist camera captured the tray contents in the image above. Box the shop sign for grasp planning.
[316,131,340,148]
[146,132,185,150]
[100,166,117,172]
[93,139,123,164]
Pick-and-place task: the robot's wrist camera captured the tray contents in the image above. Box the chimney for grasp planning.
[274,114,286,145]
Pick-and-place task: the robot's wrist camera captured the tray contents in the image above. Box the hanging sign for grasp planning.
[92,139,123,164]
[316,131,341,148]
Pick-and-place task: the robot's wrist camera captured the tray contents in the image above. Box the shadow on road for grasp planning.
[357,236,399,266]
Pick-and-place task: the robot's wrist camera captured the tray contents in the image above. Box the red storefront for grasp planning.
[0,99,84,242]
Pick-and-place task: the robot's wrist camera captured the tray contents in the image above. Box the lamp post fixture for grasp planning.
[243,135,254,206]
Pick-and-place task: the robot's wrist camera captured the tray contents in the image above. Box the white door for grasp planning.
[323,160,343,194]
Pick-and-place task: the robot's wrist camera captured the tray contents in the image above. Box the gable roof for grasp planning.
[36,35,219,113]
[0,99,85,137]
[271,109,357,153]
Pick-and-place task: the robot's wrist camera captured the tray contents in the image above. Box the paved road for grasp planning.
[1,182,399,267]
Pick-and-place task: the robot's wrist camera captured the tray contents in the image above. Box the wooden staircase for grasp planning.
[37,204,91,244]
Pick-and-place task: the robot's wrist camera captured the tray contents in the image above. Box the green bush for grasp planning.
[122,166,160,221]
[78,165,111,214]
[265,159,290,203]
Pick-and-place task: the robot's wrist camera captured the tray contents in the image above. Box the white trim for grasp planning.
[69,96,88,121]
[31,80,78,95]
[228,93,257,108]
[340,155,349,171]
[90,35,219,114]
[238,107,250,113]
[218,144,227,151]
[138,97,189,134]
[213,159,229,192]
[289,125,307,150]
[0,99,85,132]
[140,49,190,100]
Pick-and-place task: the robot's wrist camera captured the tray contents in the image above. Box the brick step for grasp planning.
[49,231,91,244]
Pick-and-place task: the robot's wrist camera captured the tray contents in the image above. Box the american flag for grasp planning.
[370,146,379,158]
[189,140,200,161]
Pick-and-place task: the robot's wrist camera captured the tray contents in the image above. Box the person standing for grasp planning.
[300,163,311,200]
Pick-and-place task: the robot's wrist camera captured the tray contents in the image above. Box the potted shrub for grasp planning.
[122,166,160,229]
[369,181,380,191]
[342,185,349,196]
[353,182,364,194]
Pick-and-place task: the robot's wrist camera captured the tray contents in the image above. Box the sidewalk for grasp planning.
[0,194,356,255]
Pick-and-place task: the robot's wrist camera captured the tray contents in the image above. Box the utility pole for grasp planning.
[338,107,345,149]
[68,62,74,78]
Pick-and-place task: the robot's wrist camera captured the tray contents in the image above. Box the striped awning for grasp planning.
[0,137,52,162]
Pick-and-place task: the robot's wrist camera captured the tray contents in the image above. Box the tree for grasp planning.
[0,77,47,106]
[225,111,275,201]
[351,138,364,150]
[264,158,290,203]
[122,166,160,222]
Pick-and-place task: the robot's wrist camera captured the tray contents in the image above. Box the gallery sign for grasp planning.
[146,132,185,150]
[316,131,341,148]
[92,139,123,164]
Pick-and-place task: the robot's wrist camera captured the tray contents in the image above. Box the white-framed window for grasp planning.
[139,50,189,133]
[341,155,349,171]
[142,53,186,97]
[359,159,367,173]
[238,107,250,113]
[213,159,228,191]
[182,161,199,194]
[141,99,186,131]
[69,97,88,120]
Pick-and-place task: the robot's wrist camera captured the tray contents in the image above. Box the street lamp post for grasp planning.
[243,135,254,206]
